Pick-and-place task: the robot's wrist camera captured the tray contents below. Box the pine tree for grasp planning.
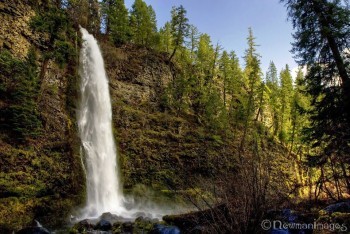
[281,0,350,164]
[228,51,244,123]
[130,0,157,47]
[266,61,281,135]
[219,51,231,109]
[266,61,278,86]
[169,5,190,62]
[290,68,310,152]
[0,49,42,140]
[196,33,215,83]
[87,0,100,35]
[239,28,262,156]
[102,0,129,44]
[187,25,200,60]
[243,28,262,119]
[146,5,159,47]
[188,33,215,120]
[279,65,293,142]
[159,22,173,53]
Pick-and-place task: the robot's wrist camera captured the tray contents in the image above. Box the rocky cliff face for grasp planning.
[0,2,295,232]
[101,42,239,188]
[0,1,43,59]
[0,1,83,231]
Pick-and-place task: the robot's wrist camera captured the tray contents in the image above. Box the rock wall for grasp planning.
[0,1,84,232]
[0,0,43,59]
[100,43,238,190]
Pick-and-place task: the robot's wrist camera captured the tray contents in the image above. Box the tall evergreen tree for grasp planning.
[266,61,281,135]
[130,0,157,47]
[243,28,262,118]
[279,65,294,142]
[102,0,129,44]
[290,69,310,152]
[281,0,350,164]
[266,61,278,86]
[196,33,215,82]
[87,0,100,35]
[239,28,262,156]
[169,5,190,62]
[159,22,173,53]
[187,25,200,60]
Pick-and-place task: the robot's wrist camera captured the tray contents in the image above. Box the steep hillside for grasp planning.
[0,1,296,232]
[0,1,84,231]
[101,41,296,208]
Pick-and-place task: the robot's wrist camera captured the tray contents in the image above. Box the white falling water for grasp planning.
[78,27,124,217]
[77,27,183,220]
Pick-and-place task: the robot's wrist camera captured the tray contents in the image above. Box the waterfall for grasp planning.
[77,27,181,220]
[78,27,124,217]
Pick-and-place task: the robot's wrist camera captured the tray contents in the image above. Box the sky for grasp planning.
[124,0,299,78]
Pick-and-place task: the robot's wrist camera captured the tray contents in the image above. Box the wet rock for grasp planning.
[71,219,94,233]
[95,219,112,231]
[16,220,50,234]
[99,212,122,224]
[111,221,122,233]
[121,221,133,233]
[16,227,50,234]
[134,212,146,218]
[323,201,350,214]
[134,216,154,233]
[135,216,144,222]
[269,230,289,234]
[149,224,180,234]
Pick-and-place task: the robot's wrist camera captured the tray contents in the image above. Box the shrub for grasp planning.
[0,49,42,140]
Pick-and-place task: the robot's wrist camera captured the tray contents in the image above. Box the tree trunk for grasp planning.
[311,0,350,117]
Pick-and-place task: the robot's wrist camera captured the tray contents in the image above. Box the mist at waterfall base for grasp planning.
[77,27,183,221]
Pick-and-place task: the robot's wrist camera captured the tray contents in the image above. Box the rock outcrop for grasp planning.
[0,1,83,232]
[0,1,43,59]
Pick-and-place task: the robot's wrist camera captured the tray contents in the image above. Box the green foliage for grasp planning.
[282,0,350,159]
[187,25,200,58]
[279,65,293,141]
[102,0,130,45]
[130,0,158,47]
[0,49,42,140]
[31,5,76,67]
[158,22,173,53]
[266,61,281,136]
[168,5,190,61]
[52,40,75,68]
[243,28,262,120]
[30,6,69,39]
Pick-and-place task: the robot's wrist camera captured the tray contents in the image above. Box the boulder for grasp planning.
[95,219,112,231]
[16,227,50,234]
[323,201,350,214]
[16,220,50,234]
[99,212,122,224]
[71,219,94,232]
[121,221,133,233]
[149,224,180,234]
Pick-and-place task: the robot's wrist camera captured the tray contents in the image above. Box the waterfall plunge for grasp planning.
[78,27,124,217]
[77,27,181,220]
